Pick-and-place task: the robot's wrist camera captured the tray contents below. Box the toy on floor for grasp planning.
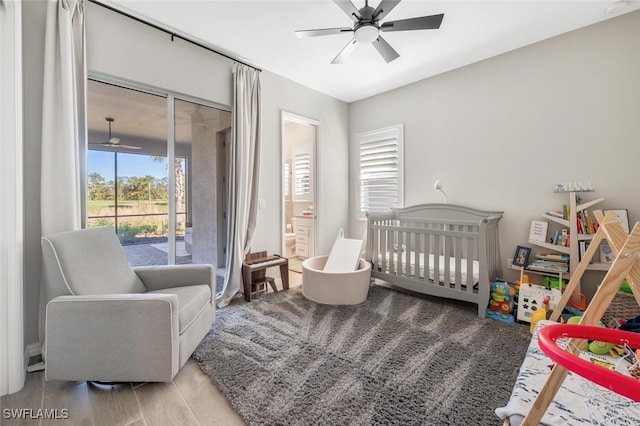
[564,316,626,359]
[529,295,551,332]
[486,281,515,322]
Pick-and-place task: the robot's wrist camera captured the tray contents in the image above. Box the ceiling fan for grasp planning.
[89,117,141,150]
[295,0,444,64]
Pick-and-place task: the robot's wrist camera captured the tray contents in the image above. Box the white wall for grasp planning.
[20,1,349,350]
[349,10,640,300]
[257,72,349,256]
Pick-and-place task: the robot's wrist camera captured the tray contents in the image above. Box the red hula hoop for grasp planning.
[538,324,640,402]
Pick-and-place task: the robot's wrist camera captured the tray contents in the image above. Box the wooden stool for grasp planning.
[251,276,278,297]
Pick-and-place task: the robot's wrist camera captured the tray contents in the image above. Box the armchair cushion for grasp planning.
[147,285,211,334]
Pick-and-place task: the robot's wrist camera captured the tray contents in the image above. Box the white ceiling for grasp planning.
[105,0,640,103]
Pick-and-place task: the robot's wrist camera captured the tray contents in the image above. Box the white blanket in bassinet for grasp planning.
[375,251,479,285]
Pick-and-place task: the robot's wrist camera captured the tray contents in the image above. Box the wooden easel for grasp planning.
[521,210,640,425]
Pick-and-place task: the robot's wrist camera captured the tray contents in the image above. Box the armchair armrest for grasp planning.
[45,294,180,382]
[133,264,215,293]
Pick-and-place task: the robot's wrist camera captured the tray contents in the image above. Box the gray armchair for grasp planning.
[40,227,215,382]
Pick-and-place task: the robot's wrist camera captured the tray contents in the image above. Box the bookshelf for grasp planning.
[513,191,609,282]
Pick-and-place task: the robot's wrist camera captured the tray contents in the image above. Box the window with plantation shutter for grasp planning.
[283,161,290,198]
[293,149,312,201]
[357,124,403,218]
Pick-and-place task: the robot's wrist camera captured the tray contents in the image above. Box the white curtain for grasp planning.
[39,0,86,350]
[218,64,261,307]
[41,0,86,235]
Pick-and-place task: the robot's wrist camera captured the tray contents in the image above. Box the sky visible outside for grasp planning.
[88,150,168,180]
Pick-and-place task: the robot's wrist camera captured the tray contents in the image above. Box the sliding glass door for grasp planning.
[87,79,231,267]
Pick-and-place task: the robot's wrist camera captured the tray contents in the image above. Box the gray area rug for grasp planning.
[193,284,531,425]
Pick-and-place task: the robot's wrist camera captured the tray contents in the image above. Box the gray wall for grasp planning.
[22,0,47,351]
[349,10,640,300]
[20,1,349,348]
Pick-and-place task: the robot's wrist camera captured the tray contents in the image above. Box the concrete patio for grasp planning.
[122,241,225,294]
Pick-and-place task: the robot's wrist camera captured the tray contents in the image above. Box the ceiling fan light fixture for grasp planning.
[355,24,379,44]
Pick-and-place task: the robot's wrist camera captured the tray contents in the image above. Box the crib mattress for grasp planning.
[375,252,479,286]
[495,320,640,425]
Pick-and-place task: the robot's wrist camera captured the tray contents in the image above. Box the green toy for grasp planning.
[588,340,614,355]
[565,316,625,357]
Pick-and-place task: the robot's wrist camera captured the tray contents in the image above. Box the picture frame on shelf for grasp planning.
[529,220,548,242]
[513,245,531,268]
[604,209,630,234]
[600,244,615,264]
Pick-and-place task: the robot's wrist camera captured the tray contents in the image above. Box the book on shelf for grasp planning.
[545,210,565,219]
[576,209,598,235]
[579,241,593,263]
[576,211,585,234]
[529,220,548,242]
[527,259,569,273]
[535,253,569,263]
[585,209,595,234]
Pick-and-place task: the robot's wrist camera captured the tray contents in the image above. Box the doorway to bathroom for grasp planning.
[281,112,319,273]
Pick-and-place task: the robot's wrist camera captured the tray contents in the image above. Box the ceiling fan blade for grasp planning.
[381,13,444,32]
[295,27,353,39]
[118,144,141,150]
[373,0,401,22]
[372,35,400,63]
[333,0,361,22]
[331,38,358,64]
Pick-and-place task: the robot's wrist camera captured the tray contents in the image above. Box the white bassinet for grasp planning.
[302,229,371,305]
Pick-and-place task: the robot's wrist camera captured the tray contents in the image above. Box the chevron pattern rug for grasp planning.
[193,284,531,425]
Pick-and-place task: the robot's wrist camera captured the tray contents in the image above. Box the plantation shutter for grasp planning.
[357,124,403,216]
[294,151,311,200]
[283,162,290,198]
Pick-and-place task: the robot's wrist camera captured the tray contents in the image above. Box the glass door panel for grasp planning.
[174,98,231,268]
[87,80,168,266]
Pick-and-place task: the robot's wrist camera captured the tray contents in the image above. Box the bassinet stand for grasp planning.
[520,210,640,425]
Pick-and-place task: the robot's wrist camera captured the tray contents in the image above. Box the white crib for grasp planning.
[366,204,503,318]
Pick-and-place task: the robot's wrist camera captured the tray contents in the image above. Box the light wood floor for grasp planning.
[1,272,302,426]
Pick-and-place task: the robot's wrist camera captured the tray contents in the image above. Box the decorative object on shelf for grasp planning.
[604,209,630,234]
[529,220,548,242]
[600,244,615,263]
[554,182,593,192]
[513,245,531,268]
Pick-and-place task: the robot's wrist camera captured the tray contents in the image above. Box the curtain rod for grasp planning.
[88,0,261,72]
